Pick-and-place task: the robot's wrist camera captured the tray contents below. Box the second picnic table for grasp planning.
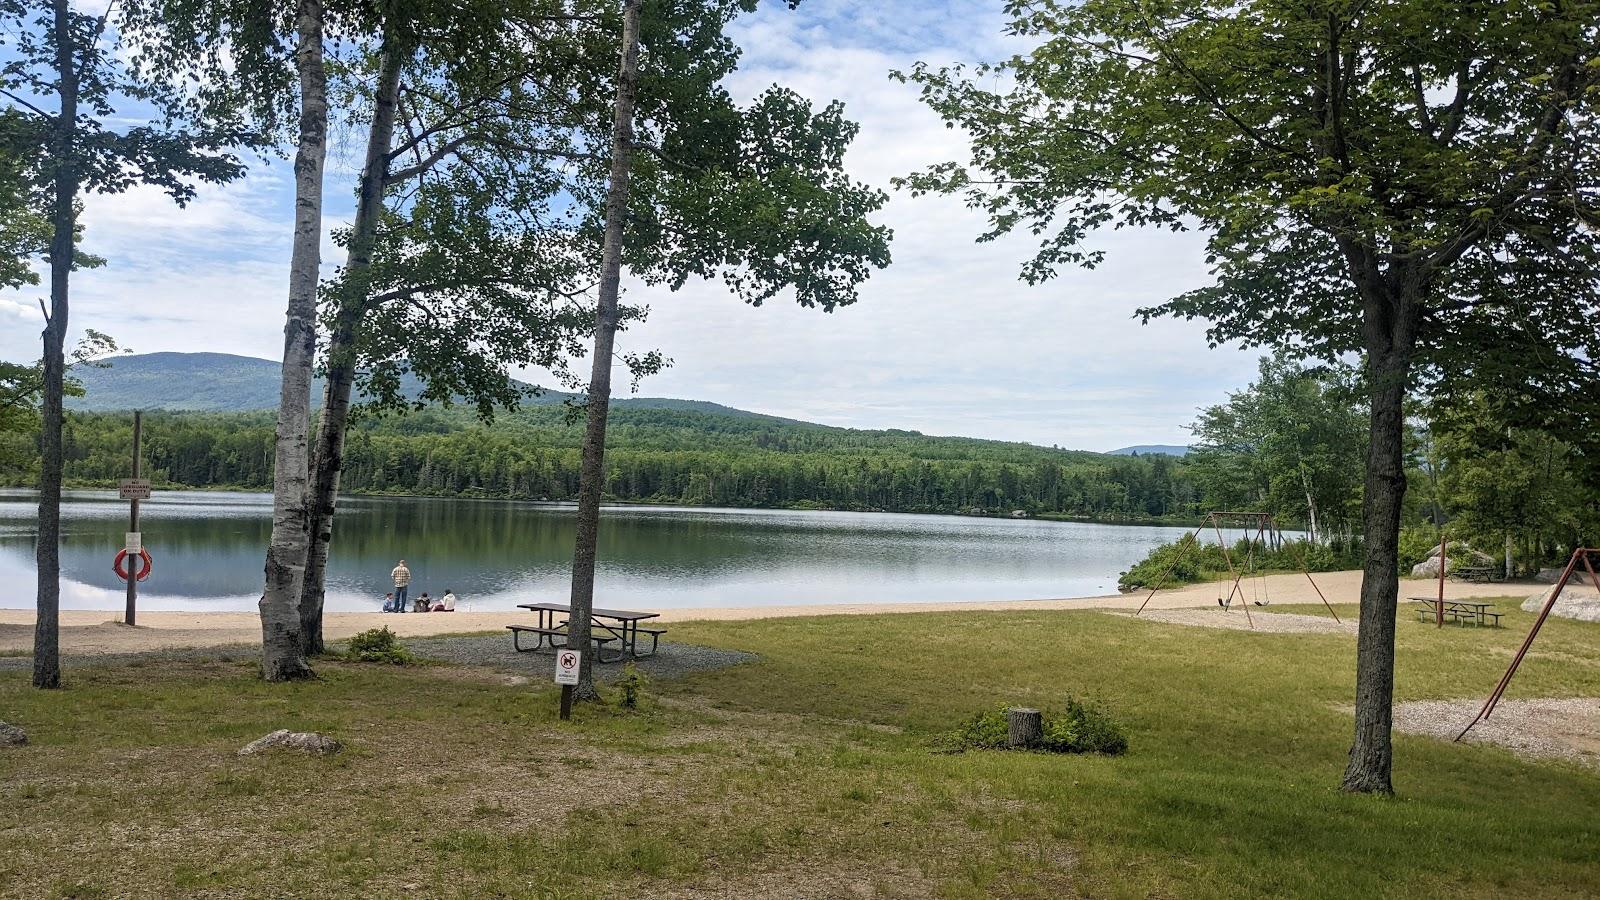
[1410,597,1503,627]
[509,602,664,662]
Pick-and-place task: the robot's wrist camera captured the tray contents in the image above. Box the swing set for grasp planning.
[1456,547,1600,741]
[1133,511,1342,629]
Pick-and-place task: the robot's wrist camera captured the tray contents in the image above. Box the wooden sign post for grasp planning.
[118,411,145,626]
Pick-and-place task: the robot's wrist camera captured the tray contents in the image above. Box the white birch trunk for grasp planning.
[259,0,327,680]
[568,0,644,701]
[300,32,406,650]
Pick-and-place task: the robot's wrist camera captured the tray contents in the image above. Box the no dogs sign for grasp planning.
[554,650,581,685]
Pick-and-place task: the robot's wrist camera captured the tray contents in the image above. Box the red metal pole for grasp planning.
[1135,527,1201,616]
[1456,548,1591,740]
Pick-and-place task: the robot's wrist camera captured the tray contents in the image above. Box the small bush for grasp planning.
[1041,697,1129,755]
[943,700,1129,755]
[1118,535,1362,591]
[344,627,414,665]
[943,705,1012,751]
[616,663,650,710]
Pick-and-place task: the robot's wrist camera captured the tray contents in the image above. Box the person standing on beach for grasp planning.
[391,559,412,612]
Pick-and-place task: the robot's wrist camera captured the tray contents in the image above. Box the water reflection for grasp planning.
[0,489,1218,612]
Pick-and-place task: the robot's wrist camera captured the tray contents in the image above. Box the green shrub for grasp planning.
[943,705,1012,751]
[1118,539,1230,591]
[616,663,650,710]
[943,700,1128,755]
[1041,697,1129,755]
[344,627,414,665]
[1119,535,1362,591]
[1399,526,1444,570]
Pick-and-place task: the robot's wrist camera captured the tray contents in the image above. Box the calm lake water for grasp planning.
[0,490,1203,612]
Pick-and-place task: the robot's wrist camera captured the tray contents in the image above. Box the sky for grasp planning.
[0,0,1268,453]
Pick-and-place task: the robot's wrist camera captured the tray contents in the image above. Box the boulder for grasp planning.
[238,729,342,756]
[0,721,26,746]
[1410,544,1496,579]
[1521,588,1600,623]
[1533,567,1597,586]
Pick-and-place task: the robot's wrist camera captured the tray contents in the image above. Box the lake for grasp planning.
[0,490,1205,612]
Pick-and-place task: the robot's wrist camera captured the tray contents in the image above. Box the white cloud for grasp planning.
[2,0,1259,452]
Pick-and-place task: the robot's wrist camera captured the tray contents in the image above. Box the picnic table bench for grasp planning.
[1449,564,1502,583]
[509,602,664,663]
[1411,597,1503,627]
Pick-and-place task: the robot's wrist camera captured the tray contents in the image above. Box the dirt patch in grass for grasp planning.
[1386,697,1600,769]
[1104,608,1357,635]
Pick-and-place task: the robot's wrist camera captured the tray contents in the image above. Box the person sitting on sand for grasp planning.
[414,592,431,613]
[432,590,456,612]
[382,592,396,613]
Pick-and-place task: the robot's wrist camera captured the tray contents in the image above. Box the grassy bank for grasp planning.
[3,603,1599,897]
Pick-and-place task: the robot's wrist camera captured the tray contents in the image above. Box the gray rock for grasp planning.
[238,729,341,756]
[1533,567,1597,586]
[1522,588,1600,623]
[1411,544,1496,579]
[0,721,26,746]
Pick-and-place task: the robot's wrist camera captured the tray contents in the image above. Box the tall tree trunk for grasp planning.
[259,0,327,680]
[567,0,643,701]
[300,33,405,651]
[1342,291,1417,795]
[1505,531,1514,581]
[34,0,79,690]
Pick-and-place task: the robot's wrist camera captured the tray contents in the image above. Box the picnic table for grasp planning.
[1449,563,1502,583]
[1411,597,1503,627]
[508,602,664,663]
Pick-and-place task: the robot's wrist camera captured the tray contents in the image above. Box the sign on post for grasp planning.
[118,478,152,500]
[124,532,142,553]
[554,649,581,685]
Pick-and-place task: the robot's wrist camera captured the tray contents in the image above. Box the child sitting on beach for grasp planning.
[382,592,396,613]
[413,592,431,613]
[431,590,456,612]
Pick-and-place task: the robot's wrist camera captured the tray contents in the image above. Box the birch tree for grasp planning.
[562,0,894,698]
[297,1,602,653]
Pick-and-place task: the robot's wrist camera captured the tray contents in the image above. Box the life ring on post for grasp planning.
[113,547,153,582]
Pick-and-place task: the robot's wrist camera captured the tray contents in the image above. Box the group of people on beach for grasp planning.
[382,558,456,613]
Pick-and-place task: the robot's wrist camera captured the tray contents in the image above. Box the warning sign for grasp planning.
[118,478,152,500]
[554,650,581,685]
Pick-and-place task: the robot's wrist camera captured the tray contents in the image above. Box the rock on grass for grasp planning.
[238,729,341,756]
[0,721,26,746]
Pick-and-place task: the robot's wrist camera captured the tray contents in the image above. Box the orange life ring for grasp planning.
[113,547,153,582]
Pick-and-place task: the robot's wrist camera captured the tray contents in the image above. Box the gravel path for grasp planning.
[1389,697,1600,768]
[402,634,756,682]
[0,633,756,683]
[1106,608,1358,635]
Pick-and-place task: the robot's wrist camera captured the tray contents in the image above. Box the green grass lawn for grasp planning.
[3,602,1599,898]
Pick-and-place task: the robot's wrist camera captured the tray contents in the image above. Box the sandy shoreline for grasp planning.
[0,570,1538,656]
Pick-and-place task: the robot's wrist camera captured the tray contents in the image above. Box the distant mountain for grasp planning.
[64,352,774,420]
[1108,444,1190,457]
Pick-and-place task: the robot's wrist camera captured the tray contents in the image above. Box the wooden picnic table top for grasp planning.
[1408,597,1494,608]
[517,602,661,621]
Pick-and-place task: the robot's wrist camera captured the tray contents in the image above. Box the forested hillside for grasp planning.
[62,352,771,419]
[13,406,1202,520]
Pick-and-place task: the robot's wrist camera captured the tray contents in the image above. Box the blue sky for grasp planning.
[0,0,1266,452]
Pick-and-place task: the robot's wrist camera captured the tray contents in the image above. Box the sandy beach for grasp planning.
[0,570,1539,656]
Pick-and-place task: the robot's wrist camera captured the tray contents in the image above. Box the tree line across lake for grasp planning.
[3,405,1201,521]
[7,354,1593,573]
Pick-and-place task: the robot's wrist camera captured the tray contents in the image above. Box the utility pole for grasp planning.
[125,410,141,626]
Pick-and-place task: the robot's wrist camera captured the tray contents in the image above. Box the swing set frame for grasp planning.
[1456,547,1600,741]
[1133,511,1342,629]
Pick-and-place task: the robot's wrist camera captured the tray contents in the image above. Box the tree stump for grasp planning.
[1007,707,1042,749]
